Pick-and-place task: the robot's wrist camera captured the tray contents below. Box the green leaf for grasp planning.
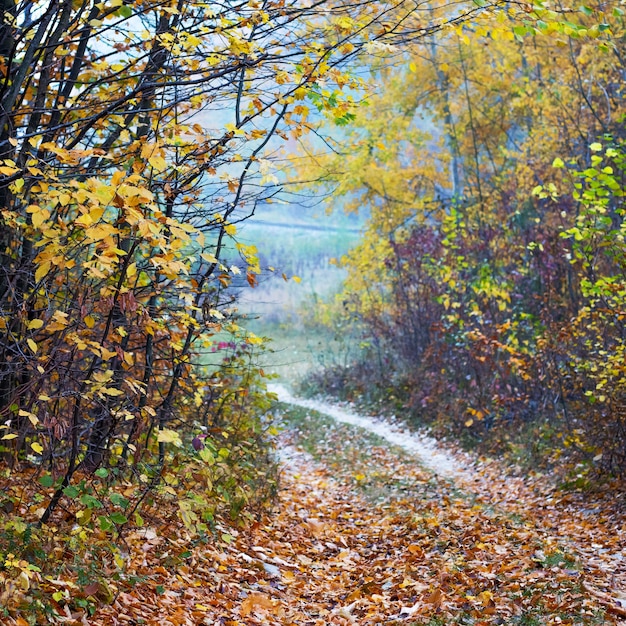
[63,485,80,498]
[98,515,113,531]
[109,493,129,508]
[95,467,109,478]
[39,474,54,488]
[589,142,603,152]
[79,494,103,509]
[552,157,565,168]
[513,25,527,38]
[109,512,128,525]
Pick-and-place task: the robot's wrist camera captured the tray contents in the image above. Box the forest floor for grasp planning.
[25,391,626,626]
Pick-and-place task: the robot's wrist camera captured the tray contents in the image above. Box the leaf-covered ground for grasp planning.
[6,399,625,625]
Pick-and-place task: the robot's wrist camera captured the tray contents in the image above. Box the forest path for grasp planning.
[268,384,469,480]
[97,389,626,625]
[269,385,626,623]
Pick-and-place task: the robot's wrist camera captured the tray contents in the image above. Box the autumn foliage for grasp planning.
[298,0,626,476]
[0,0,515,620]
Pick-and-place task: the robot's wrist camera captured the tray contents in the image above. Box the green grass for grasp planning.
[242,321,358,382]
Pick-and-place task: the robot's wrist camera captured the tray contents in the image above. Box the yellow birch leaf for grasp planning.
[27,338,38,353]
[31,208,50,229]
[84,315,95,328]
[31,442,43,454]
[75,212,94,227]
[35,261,51,283]
[148,155,167,171]
[141,142,157,159]
[157,428,183,446]
[28,319,44,330]
[24,411,38,426]
[111,169,125,186]
[100,348,117,360]
[2,433,18,440]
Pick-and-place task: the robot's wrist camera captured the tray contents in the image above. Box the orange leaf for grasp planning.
[241,593,278,617]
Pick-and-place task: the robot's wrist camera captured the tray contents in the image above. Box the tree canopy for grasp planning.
[296,0,626,474]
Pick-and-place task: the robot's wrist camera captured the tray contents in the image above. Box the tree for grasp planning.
[0,0,503,528]
[295,0,626,471]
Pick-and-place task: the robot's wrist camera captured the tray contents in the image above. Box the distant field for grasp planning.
[237,216,359,321]
[235,212,363,383]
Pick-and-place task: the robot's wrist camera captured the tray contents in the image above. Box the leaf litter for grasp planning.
[270,384,626,591]
[7,392,625,624]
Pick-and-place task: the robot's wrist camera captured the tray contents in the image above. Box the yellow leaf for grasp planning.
[27,338,38,353]
[157,428,183,446]
[552,157,565,168]
[111,169,125,186]
[148,155,167,171]
[141,142,157,159]
[75,212,93,227]
[409,61,417,73]
[31,442,43,454]
[31,207,49,229]
[28,319,44,330]
[2,433,18,440]
[19,410,38,426]
[201,252,218,264]
[246,333,263,345]
[224,223,237,236]
[84,315,95,328]
[35,261,51,283]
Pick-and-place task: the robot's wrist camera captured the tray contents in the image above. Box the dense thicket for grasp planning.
[299,2,626,476]
[0,0,506,618]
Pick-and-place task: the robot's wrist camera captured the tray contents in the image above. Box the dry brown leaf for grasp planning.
[240,592,279,617]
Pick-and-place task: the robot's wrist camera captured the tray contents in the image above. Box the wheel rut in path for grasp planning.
[271,383,626,617]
